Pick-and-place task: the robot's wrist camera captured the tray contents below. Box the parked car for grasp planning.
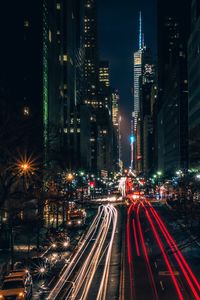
[0,277,32,299]
[5,270,32,288]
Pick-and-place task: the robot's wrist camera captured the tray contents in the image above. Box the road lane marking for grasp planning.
[160,280,165,291]
[159,270,179,276]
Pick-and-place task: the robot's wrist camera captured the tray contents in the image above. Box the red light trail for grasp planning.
[146,201,200,299]
[136,204,159,300]
[127,204,136,300]
[142,202,184,300]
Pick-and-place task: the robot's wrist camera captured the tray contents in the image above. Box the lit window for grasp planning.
[23,107,30,116]
[24,20,29,27]
[56,3,61,10]
[63,54,68,61]
[64,128,68,133]
[49,30,52,43]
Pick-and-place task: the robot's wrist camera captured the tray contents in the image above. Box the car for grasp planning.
[4,270,32,287]
[51,236,70,250]
[67,216,85,227]
[28,256,49,276]
[0,278,32,299]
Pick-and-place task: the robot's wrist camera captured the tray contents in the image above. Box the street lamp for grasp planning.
[67,173,74,181]
[66,173,74,200]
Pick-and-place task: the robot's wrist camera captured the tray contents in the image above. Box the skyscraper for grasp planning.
[133,50,142,132]
[156,0,190,175]
[80,0,115,175]
[83,0,99,107]
[0,1,61,161]
[0,0,85,171]
[112,90,120,171]
[99,60,111,110]
[188,0,200,168]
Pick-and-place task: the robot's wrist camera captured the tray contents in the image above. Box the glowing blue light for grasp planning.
[130,135,135,144]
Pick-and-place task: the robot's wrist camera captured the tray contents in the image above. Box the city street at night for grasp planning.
[0,0,200,299]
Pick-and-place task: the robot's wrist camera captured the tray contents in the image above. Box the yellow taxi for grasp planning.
[0,276,32,299]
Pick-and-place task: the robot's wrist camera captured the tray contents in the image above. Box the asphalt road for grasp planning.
[123,200,200,300]
[45,205,118,300]
[28,199,199,300]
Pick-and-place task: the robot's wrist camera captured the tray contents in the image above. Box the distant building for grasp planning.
[99,61,111,110]
[112,90,120,171]
[188,0,200,168]
[133,44,155,174]
[112,90,120,127]
[83,0,99,108]
[80,0,114,174]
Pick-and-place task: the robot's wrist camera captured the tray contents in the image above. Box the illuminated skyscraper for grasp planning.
[83,0,99,107]
[112,90,119,127]
[99,61,111,109]
[0,0,85,169]
[133,50,142,131]
[0,1,59,158]
[99,61,110,88]
[111,90,121,171]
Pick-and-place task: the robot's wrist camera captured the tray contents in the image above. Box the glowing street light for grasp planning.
[15,154,38,177]
[67,173,73,181]
[20,163,30,173]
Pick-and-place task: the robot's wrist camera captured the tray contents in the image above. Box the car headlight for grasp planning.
[52,253,58,259]
[67,221,72,225]
[77,220,81,224]
[0,295,3,299]
[63,241,69,247]
[18,292,24,298]
[39,267,46,273]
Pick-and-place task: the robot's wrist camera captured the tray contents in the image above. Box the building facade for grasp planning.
[156,0,190,175]
[188,0,200,168]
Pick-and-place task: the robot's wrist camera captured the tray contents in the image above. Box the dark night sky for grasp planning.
[98,0,157,167]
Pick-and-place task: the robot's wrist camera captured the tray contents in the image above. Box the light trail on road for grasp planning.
[142,202,184,300]
[126,204,136,300]
[136,203,159,300]
[96,206,118,300]
[47,205,118,300]
[71,205,117,300]
[47,205,105,300]
[146,200,200,299]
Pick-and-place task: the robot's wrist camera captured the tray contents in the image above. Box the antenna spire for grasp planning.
[139,11,142,49]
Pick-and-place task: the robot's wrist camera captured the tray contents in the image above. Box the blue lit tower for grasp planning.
[133,11,143,132]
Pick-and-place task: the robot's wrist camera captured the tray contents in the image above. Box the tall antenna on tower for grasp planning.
[139,11,142,50]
